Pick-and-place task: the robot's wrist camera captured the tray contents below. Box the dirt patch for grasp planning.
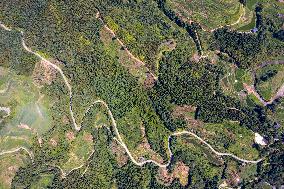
[157,161,190,186]
[134,125,165,164]
[173,162,190,186]
[62,115,70,124]
[33,60,58,87]
[226,170,241,187]
[144,72,156,88]
[66,131,75,142]
[18,123,32,130]
[172,105,196,118]
[111,140,129,167]
[172,105,203,128]
[7,166,17,171]
[1,165,20,188]
[38,137,43,146]
[160,39,177,51]
[190,53,200,62]
[119,51,143,69]
[49,138,58,147]
[157,167,174,186]
[100,26,156,86]
[83,133,93,142]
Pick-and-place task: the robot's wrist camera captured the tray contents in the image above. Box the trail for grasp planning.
[256,60,284,104]
[244,60,284,106]
[96,13,157,80]
[0,22,263,175]
[19,31,80,131]
[0,147,34,161]
[243,83,268,106]
[207,4,246,33]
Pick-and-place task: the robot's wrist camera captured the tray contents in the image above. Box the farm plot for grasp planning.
[167,0,242,30]
[0,152,31,188]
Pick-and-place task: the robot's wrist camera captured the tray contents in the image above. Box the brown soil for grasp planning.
[172,105,203,128]
[144,72,156,88]
[157,167,174,186]
[191,53,200,62]
[173,161,190,186]
[33,60,57,87]
[83,133,93,142]
[111,140,129,167]
[99,24,157,85]
[38,137,43,146]
[66,131,75,141]
[134,125,164,164]
[172,105,196,118]
[226,170,241,187]
[18,123,32,130]
[157,161,190,186]
[62,115,70,124]
[1,165,20,188]
[49,138,58,147]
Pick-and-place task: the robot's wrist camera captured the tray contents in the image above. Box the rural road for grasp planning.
[244,60,284,106]
[0,21,263,177]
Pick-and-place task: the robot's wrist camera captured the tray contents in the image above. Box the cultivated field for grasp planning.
[167,0,242,30]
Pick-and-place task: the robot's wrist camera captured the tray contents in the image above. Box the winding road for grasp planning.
[0,147,34,161]
[0,21,263,176]
[244,60,284,106]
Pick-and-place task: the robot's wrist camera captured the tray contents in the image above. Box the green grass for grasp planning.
[203,121,259,160]
[219,59,254,97]
[246,0,258,10]
[100,27,148,85]
[238,12,256,31]
[0,68,53,161]
[255,64,284,101]
[246,94,263,107]
[30,174,54,189]
[168,0,241,29]
[0,69,52,136]
[61,131,94,173]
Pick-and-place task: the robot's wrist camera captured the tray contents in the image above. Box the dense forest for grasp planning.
[0,0,283,188]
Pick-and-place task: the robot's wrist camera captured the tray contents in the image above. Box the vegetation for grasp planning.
[255,64,284,101]
[166,0,242,30]
[0,0,283,188]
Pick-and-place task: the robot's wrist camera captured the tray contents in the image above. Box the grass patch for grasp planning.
[100,27,148,85]
[246,0,258,10]
[255,64,284,101]
[61,131,94,173]
[30,174,54,189]
[168,0,241,29]
[203,121,259,160]
[238,12,256,31]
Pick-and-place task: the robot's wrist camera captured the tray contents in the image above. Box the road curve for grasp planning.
[0,147,34,161]
[0,22,263,171]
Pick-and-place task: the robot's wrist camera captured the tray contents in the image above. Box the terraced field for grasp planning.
[167,0,242,30]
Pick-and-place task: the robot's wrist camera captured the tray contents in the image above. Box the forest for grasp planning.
[0,0,283,188]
